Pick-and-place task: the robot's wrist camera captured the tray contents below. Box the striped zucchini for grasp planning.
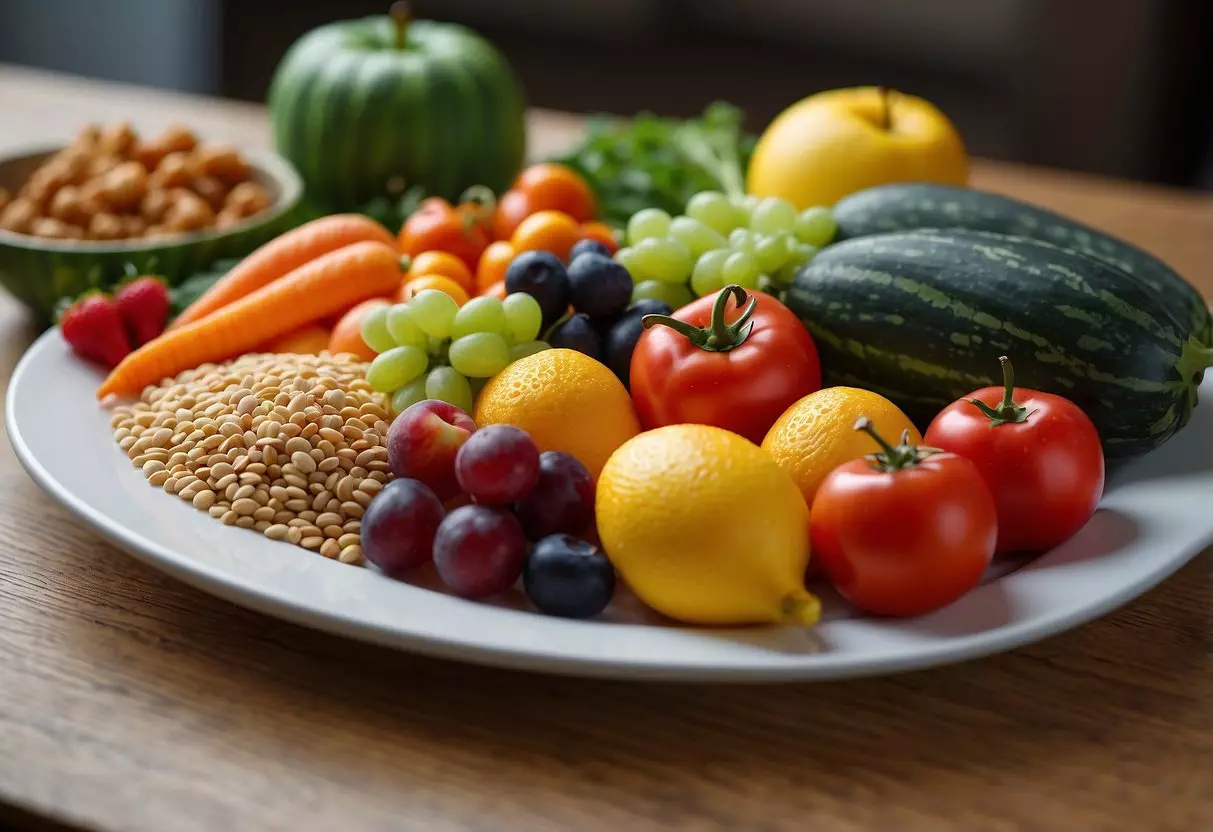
[786,230,1213,457]
[268,14,526,211]
[832,183,1212,344]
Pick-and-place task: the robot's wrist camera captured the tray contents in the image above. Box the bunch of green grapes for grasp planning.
[614,193,837,304]
[360,290,549,415]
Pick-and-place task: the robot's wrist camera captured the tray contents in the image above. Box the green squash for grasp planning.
[268,6,527,212]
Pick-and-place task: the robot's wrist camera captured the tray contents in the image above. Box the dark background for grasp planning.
[2,0,1211,189]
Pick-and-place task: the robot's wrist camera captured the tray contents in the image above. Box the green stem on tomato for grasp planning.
[967,355,1036,427]
[855,416,939,472]
[641,284,756,353]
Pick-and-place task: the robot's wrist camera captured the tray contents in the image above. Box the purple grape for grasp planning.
[360,478,445,576]
[455,424,540,505]
[514,451,594,540]
[433,505,528,598]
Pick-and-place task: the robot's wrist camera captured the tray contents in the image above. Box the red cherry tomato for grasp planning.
[924,355,1104,553]
[811,420,997,617]
[398,197,489,270]
[630,285,821,445]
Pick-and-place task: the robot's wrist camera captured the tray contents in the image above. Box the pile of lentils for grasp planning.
[111,352,393,564]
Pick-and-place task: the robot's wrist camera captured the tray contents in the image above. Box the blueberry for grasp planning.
[548,313,602,361]
[567,253,633,321]
[524,534,616,618]
[505,250,570,330]
[569,239,612,261]
[603,300,672,387]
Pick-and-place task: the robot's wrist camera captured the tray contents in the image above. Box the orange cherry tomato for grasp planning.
[397,274,470,306]
[482,280,508,300]
[510,210,582,262]
[579,221,619,254]
[476,240,516,292]
[514,163,596,223]
[491,188,532,241]
[329,297,392,360]
[407,250,475,294]
[263,324,332,355]
[398,197,489,270]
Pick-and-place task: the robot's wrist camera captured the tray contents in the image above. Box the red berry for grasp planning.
[433,505,528,598]
[58,292,132,369]
[454,424,540,505]
[113,275,171,346]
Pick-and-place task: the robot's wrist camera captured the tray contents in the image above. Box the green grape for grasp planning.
[794,206,837,246]
[509,340,550,362]
[631,279,694,310]
[728,228,756,255]
[757,274,780,295]
[359,305,396,354]
[452,295,506,339]
[502,292,543,343]
[730,194,760,227]
[722,251,759,289]
[754,232,794,274]
[448,332,511,378]
[424,366,474,414]
[790,242,820,267]
[774,262,801,285]
[366,345,428,393]
[668,216,727,258]
[385,303,427,349]
[690,249,730,297]
[614,246,643,276]
[391,379,429,415]
[407,289,459,339]
[686,191,739,235]
[626,208,672,245]
[631,237,693,283]
[749,197,798,235]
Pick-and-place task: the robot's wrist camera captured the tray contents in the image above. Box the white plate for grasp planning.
[8,329,1213,681]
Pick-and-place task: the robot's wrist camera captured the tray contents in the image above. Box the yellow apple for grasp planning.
[747,87,968,208]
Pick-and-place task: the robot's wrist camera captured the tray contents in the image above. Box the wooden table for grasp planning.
[1,64,1211,832]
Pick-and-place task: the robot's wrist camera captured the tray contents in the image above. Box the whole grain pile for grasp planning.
[111,352,393,564]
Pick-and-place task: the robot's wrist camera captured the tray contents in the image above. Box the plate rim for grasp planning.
[7,329,1211,683]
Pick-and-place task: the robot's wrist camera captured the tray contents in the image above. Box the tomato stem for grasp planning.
[967,355,1036,427]
[854,416,939,472]
[641,284,756,353]
[390,1,410,48]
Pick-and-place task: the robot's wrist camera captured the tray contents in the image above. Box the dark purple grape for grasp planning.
[433,505,528,598]
[455,424,540,505]
[514,451,594,540]
[548,313,602,361]
[604,300,670,388]
[567,252,632,320]
[505,250,569,330]
[524,534,616,618]
[360,478,445,576]
[569,239,611,260]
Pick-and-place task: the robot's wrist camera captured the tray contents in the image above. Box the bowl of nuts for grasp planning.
[0,122,304,321]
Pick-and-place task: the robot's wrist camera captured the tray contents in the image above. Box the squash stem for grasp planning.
[877,86,892,131]
[390,1,410,48]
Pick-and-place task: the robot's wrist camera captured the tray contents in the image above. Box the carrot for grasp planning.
[98,241,402,399]
[168,214,395,330]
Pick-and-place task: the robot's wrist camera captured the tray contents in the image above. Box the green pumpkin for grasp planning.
[268,7,527,212]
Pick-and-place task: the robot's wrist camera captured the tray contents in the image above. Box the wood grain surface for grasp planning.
[0,64,1211,832]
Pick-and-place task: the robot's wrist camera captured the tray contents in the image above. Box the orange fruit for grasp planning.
[407,250,475,295]
[476,240,516,292]
[329,297,391,360]
[510,210,582,262]
[579,221,619,254]
[396,274,469,306]
[475,349,640,479]
[481,280,508,300]
[514,162,596,223]
[761,386,921,510]
[263,324,332,355]
[491,189,533,241]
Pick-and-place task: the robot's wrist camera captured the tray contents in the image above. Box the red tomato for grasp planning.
[491,189,533,241]
[924,355,1104,553]
[630,285,821,444]
[398,197,489,270]
[811,420,997,617]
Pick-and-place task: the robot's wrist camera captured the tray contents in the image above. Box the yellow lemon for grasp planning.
[596,424,818,626]
[747,86,968,208]
[475,348,640,479]
[761,386,921,510]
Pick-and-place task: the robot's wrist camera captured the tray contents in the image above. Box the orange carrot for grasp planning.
[98,241,402,399]
[169,214,395,330]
